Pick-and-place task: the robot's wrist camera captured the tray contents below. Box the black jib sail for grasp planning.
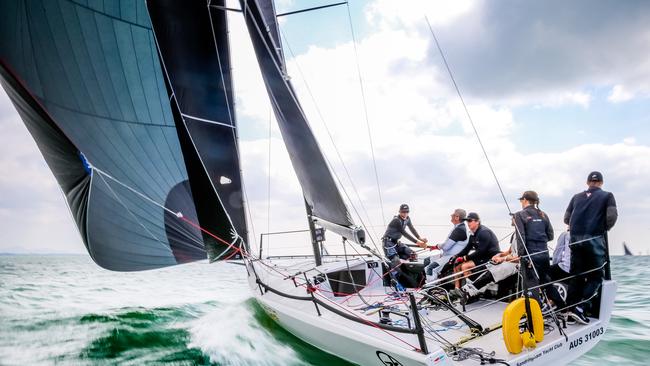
[0,0,246,271]
[239,0,365,244]
[147,0,248,262]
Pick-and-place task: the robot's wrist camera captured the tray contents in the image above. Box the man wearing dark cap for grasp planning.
[382,204,427,262]
[452,212,501,289]
[513,190,564,312]
[563,171,618,324]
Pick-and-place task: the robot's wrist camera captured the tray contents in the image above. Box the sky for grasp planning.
[1,0,649,256]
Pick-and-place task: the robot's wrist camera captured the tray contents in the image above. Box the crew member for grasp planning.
[449,236,519,301]
[513,190,564,312]
[564,171,618,324]
[382,204,427,263]
[452,212,501,289]
[551,227,571,283]
[424,208,469,281]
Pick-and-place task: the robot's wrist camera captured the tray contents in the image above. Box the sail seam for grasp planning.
[96,171,173,253]
[66,0,152,31]
[91,166,209,249]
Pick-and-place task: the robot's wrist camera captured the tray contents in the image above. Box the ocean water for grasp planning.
[0,255,647,366]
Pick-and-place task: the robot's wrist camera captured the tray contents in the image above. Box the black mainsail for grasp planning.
[0,0,246,270]
[240,0,365,244]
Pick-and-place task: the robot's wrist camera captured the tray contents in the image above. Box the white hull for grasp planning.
[245,257,616,366]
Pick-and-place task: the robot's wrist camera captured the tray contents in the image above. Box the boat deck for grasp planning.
[250,256,616,365]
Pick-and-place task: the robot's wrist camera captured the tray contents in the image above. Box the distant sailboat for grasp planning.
[623,242,634,256]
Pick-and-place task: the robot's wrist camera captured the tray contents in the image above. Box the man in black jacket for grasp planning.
[382,204,427,261]
[563,171,618,324]
[452,212,501,289]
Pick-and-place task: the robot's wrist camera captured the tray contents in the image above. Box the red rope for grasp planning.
[178,215,242,259]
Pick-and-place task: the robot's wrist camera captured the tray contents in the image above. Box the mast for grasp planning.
[305,200,322,266]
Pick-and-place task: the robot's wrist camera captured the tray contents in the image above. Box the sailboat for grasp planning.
[622,242,633,256]
[0,1,616,365]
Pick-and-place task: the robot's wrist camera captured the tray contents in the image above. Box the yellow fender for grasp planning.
[502,297,544,354]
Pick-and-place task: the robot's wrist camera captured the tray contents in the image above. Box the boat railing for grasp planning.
[258,229,311,258]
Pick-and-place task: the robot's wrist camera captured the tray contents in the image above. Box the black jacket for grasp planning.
[514,205,554,253]
[457,224,501,263]
[383,215,421,243]
[564,187,617,236]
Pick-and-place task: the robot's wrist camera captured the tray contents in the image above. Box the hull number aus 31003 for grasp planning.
[569,326,604,350]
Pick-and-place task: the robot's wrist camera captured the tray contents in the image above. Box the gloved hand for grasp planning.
[454,256,466,265]
[428,245,439,251]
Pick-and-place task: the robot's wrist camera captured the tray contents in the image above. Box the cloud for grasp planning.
[1,0,648,256]
[367,0,650,107]
[232,0,650,254]
[0,91,84,253]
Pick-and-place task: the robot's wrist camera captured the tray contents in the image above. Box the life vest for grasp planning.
[502,297,544,354]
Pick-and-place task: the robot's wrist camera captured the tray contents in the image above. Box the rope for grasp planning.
[91,166,243,260]
[420,262,607,328]
[266,108,273,258]
[424,16,511,215]
[345,1,386,226]
[278,28,382,254]
[423,16,565,335]
[422,235,599,290]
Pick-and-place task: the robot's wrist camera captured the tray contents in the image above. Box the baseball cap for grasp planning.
[466,212,480,221]
[399,204,409,212]
[518,190,539,203]
[587,171,603,182]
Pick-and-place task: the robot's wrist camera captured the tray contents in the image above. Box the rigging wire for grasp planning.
[424,17,567,335]
[207,2,256,247]
[424,16,512,216]
[91,166,243,258]
[423,16,546,284]
[278,29,383,255]
[241,0,381,255]
[267,108,273,258]
[345,1,386,226]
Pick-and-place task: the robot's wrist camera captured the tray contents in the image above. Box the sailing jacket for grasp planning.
[439,222,469,256]
[383,215,421,243]
[457,224,501,264]
[513,205,554,253]
[564,187,618,236]
[552,231,571,273]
